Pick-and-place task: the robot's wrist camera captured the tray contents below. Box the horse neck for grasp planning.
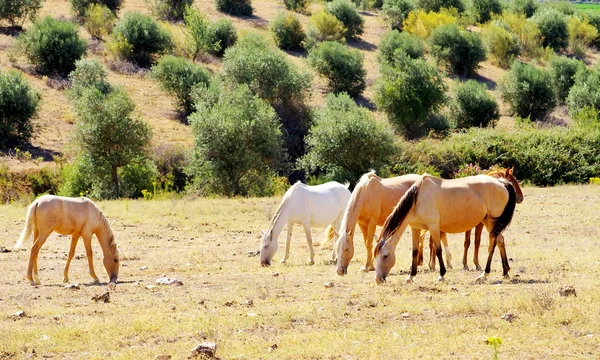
[267,198,291,240]
[340,183,366,240]
[95,214,115,257]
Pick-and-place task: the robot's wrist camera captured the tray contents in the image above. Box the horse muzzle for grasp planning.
[375,275,386,285]
[260,261,271,267]
[337,266,347,276]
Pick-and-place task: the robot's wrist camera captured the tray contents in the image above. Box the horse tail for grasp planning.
[321,225,336,247]
[374,176,424,257]
[15,200,38,249]
[491,180,517,238]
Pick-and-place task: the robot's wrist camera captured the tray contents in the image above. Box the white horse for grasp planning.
[260,181,351,266]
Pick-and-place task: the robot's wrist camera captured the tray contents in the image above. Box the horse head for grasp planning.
[490,167,524,204]
[374,236,396,285]
[259,229,277,267]
[103,237,120,284]
[336,230,354,276]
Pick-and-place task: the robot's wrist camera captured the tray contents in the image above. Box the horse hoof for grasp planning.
[30,280,37,286]
[404,276,414,284]
[63,277,69,283]
[308,260,315,265]
[107,282,116,291]
[475,274,487,284]
[437,276,445,282]
[475,265,482,271]
[280,259,286,264]
[503,274,510,280]
[359,266,370,273]
[447,264,453,270]
[92,278,100,284]
[463,265,469,271]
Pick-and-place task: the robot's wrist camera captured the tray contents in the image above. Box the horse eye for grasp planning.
[383,254,388,259]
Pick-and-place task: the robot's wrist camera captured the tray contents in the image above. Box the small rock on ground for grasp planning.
[155,355,171,360]
[9,310,25,320]
[64,283,80,290]
[559,285,577,297]
[188,342,217,359]
[156,277,183,286]
[92,291,111,303]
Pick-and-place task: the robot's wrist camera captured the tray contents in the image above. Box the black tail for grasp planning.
[491,180,516,238]
[374,176,424,257]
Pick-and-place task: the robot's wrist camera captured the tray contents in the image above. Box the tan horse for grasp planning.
[336,171,454,275]
[14,195,120,286]
[374,172,520,284]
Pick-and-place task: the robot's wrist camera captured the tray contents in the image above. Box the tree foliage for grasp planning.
[449,80,499,128]
[0,70,40,148]
[308,41,365,97]
[0,0,41,27]
[429,23,486,76]
[326,0,364,40]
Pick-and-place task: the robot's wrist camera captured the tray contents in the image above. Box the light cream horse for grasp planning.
[336,171,454,276]
[374,172,520,284]
[14,195,120,286]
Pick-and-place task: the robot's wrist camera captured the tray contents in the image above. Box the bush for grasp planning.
[542,1,575,16]
[188,83,285,196]
[305,10,346,48]
[374,53,447,139]
[449,80,499,128]
[84,4,115,39]
[382,0,415,30]
[482,23,520,67]
[70,0,122,18]
[531,8,568,51]
[549,56,584,104]
[584,12,600,48]
[499,61,556,121]
[222,33,311,106]
[151,55,211,115]
[0,70,40,148]
[378,30,424,64]
[567,66,600,116]
[183,7,218,61]
[298,93,397,184]
[308,41,365,97]
[148,0,193,20]
[207,18,237,56]
[68,58,112,99]
[567,16,598,59]
[152,144,189,192]
[0,0,41,27]
[416,0,464,13]
[270,12,305,50]
[502,13,543,58]
[110,12,173,66]
[403,8,457,39]
[326,0,364,40]
[509,0,537,18]
[469,0,502,24]
[215,0,253,16]
[283,0,307,12]
[429,23,486,76]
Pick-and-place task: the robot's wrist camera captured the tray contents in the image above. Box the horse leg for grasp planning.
[359,221,376,272]
[496,233,511,279]
[281,222,293,264]
[407,227,422,283]
[441,232,452,269]
[463,229,471,271]
[428,233,435,271]
[429,226,446,281]
[417,232,424,267]
[302,222,315,265]
[478,234,498,283]
[63,235,79,283]
[28,229,50,286]
[473,223,484,271]
[83,235,100,283]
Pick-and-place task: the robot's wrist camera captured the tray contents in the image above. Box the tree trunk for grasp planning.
[111,165,119,199]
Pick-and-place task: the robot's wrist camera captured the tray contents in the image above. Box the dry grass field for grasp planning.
[1,185,600,359]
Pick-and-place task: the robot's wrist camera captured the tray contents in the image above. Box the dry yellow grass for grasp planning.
[1,185,600,358]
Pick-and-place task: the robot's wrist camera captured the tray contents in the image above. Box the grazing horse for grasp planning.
[14,195,120,286]
[336,171,454,276]
[374,172,520,284]
[260,181,351,266]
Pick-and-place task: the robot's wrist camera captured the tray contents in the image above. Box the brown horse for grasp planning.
[336,171,453,275]
[374,172,520,284]
[15,195,120,286]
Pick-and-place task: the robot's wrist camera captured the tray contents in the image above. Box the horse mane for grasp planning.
[266,182,298,234]
[339,171,378,234]
[491,179,517,238]
[90,200,119,260]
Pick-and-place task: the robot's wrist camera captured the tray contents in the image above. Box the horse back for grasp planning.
[34,195,102,236]
[365,174,421,225]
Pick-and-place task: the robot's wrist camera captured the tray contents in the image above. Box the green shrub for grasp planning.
[298,92,397,184]
[449,80,499,128]
[469,0,502,24]
[207,18,237,56]
[110,12,173,66]
[119,159,159,198]
[326,0,364,40]
[549,56,584,105]
[584,12,600,48]
[541,1,575,16]
[374,53,447,139]
[151,55,211,115]
[308,41,365,97]
[270,12,305,50]
[567,66,600,116]
[0,0,41,27]
[189,83,285,196]
[222,33,311,106]
[502,13,543,58]
[148,0,193,20]
[429,23,486,76]
[378,30,424,65]
[531,8,568,51]
[571,106,600,130]
[482,22,520,67]
[499,61,556,121]
[84,4,115,39]
[509,0,537,18]
[71,0,122,18]
[215,0,253,16]
[283,0,308,12]
[0,70,40,148]
[152,144,189,192]
[567,16,598,59]
[306,10,346,48]
[183,7,218,61]
[382,0,415,30]
[15,17,87,76]
[416,0,464,13]
[394,127,600,186]
[403,8,457,39]
[68,58,112,99]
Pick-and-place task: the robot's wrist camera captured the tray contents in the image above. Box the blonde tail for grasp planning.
[321,225,336,247]
[15,201,37,250]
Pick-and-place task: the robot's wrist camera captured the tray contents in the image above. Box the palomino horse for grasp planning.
[260,181,351,266]
[336,171,454,275]
[374,172,520,284]
[14,195,120,286]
